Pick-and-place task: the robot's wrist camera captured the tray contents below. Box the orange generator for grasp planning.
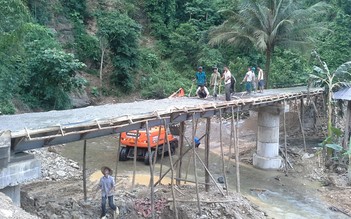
[119,126,178,165]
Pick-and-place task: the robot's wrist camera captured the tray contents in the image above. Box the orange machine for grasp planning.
[119,126,178,165]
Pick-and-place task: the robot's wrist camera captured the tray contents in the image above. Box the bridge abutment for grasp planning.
[253,105,283,169]
[0,131,41,206]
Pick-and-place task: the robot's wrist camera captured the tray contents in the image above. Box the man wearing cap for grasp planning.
[98,166,118,218]
[210,66,221,98]
[195,66,206,87]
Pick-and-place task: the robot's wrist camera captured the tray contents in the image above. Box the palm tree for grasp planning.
[209,0,329,87]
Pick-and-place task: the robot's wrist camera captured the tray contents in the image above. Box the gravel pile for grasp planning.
[28,146,81,181]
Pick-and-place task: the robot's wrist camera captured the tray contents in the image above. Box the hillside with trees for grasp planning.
[1,0,351,114]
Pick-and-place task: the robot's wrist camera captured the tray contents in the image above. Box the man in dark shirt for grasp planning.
[195,66,206,87]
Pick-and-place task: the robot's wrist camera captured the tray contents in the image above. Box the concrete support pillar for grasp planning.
[0,131,11,168]
[253,105,283,169]
[0,153,41,205]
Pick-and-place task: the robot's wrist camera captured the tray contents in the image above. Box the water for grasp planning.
[60,135,349,219]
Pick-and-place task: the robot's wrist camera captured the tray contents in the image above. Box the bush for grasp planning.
[141,65,191,99]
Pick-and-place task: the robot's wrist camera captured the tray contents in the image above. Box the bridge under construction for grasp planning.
[0,86,323,216]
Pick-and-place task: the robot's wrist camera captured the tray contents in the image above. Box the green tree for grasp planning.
[210,0,329,87]
[168,23,201,73]
[97,11,141,92]
[0,0,31,114]
[20,24,86,110]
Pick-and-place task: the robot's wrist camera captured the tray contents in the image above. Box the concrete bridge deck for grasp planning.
[0,86,322,152]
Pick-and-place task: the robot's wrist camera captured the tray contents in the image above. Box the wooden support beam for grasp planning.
[145,121,155,219]
[235,110,240,193]
[83,140,87,202]
[192,114,201,215]
[165,120,179,219]
[176,122,185,186]
[219,109,229,195]
[132,129,140,190]
[115,133,121,182]
[205,117,211,192]
[344,101,351,150]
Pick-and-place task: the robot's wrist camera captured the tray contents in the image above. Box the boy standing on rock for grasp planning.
[98,166,118,219]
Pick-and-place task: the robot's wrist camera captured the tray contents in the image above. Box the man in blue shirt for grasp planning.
[98,166,118,218]
[195,66,206,87]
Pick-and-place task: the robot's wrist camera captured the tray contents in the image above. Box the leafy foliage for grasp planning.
[168,23,201,72]
[141,63,191,99]
[97,11,141,92]
[209,0,330,87]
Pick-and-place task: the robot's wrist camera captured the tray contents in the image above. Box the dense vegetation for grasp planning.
[0,0,350,114]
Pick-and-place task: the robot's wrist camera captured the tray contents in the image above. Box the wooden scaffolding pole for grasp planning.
[194,150,225,196]
[219,109,229,195]
[205,117,211,192]
[154,146,193,186]
[226,107,235,172]
[343,101,351,150]
[185,119,198,183]
[164,120,179,219]
[145,121,155,219]
[132,129,140,190]
[283,101,289,175]
[176,121,185,186]
[192,114,201,214]
[235,110,240,193]
[158,121,167,184]
[298,97,307,152]
[83,140,87,202]
[152,125,163,167]
[115,133,122,182]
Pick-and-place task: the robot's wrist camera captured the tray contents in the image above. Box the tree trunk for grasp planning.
[265,48,272,88]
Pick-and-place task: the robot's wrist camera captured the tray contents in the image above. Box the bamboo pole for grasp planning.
[152,125,162,166]
[226,107,234,172]
[176,122,185,186]
[132,129,140,190]
[205,117,211,192]
[115,133,121,182]
[235,110,240,193]
[158,123,166,184]
[283,101,289,175]
[219,109,229,195]
[298,98,307,152]
[185,119,198,183]
[145,121,155,219]
[194,150,225,196]
[192,114,201,214]
[154,146,193,186]
[83,140,87,202]
[164,120,179,219]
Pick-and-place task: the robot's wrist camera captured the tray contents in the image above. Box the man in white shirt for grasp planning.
[222,66,232,101]
[257,67,265,93]
[242,67,255,94]
[196,85,209,99]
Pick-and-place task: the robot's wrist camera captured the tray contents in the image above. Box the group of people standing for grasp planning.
[194,65,264,101]
[241,66,265,94]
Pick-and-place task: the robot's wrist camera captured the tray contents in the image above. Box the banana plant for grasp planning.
[310,50,351,162]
